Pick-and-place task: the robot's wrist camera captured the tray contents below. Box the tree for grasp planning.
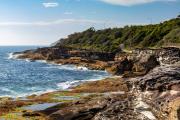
[54,18,180,52]
[178,14,180,18]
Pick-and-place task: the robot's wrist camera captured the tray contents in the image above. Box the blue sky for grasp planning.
[0,0,179,46]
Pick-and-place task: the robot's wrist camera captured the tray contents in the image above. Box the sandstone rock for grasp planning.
[158,47,180,65]
[106,58,133,75]
[44,94,145,120]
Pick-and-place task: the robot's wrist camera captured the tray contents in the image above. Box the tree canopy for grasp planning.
[55,17,180,52]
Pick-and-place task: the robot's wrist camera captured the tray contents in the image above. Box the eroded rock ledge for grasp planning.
[14,47,179,76]
[9,47,180,120]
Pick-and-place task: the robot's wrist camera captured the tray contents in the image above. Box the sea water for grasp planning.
[0,46,110,98]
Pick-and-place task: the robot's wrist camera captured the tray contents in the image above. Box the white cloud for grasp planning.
[42,2,59,8]
[0,19,105,26]
[64,12,73,15]
[99,0,177,6]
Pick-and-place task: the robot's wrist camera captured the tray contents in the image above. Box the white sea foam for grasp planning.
[8,53,22,59]
[1,88,16,94]
[57,65,82,71]
[7,89,56,98]
[57,81,79,90]
[42,64,90,71]
[0,88,20,98]
[57,76,110,90]
[76,66,88,70]
[36,60,47,63]
[8,53,15,59]
[8,52,103,73]
[8,53,13,59]
[0,75,110,98]
[29,89,55,96]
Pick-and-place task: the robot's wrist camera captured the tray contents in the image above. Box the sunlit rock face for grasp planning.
[157,47,180,65]
[123,48,180,120]
[129,64,180,119]
[14,46,116,62]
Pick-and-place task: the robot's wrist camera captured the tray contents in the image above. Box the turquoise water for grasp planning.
[0,46,110,98]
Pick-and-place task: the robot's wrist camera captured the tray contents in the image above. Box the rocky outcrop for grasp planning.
[108,49,160,76]
[3,46,180,120]
[113,47,180,76]
[136,65,180,92]
[15,46,116,61]
[128,64,180,120]
[106,57,133,75]
[158,47,180,65]
[130,47,180,65]
[14,46,180,76]
[42,94,150,120]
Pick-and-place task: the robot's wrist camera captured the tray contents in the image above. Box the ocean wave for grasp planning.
[76,66,88,71]
[0,88,19,97]
[1,88,17,93]
[42,64,90,71]
[0,88,56,98]
[57,65,85,71]
[0,75,110,98]
[8,53,22,59]
[8,53,100,72]
[57,81,79,90]
[57,76,110,90]
[28,89,55,96]
[12,57,89,72]
[36,60,48,63]
[3,51,110,98]
[58,65,90,71]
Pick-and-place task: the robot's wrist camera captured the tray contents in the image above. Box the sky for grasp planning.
[0,0,179,46]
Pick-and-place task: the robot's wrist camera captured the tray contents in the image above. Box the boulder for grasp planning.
[132,55,159,73]
[106,57,133,75]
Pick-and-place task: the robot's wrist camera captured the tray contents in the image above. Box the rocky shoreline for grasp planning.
[0,47,179,120]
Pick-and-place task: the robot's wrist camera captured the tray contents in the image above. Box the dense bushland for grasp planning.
[55,17,180,52]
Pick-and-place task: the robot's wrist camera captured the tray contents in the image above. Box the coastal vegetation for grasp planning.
[55,17,180,52]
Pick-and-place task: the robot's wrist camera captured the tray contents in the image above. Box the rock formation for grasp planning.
[12,47,180,120]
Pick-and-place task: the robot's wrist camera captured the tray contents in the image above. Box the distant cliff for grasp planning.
[54,17,180,52]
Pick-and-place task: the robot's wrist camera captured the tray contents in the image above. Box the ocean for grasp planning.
[0,46,110,98]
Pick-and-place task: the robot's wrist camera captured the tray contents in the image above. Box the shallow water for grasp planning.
[0,46,110,98]
[22,103,60,111]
